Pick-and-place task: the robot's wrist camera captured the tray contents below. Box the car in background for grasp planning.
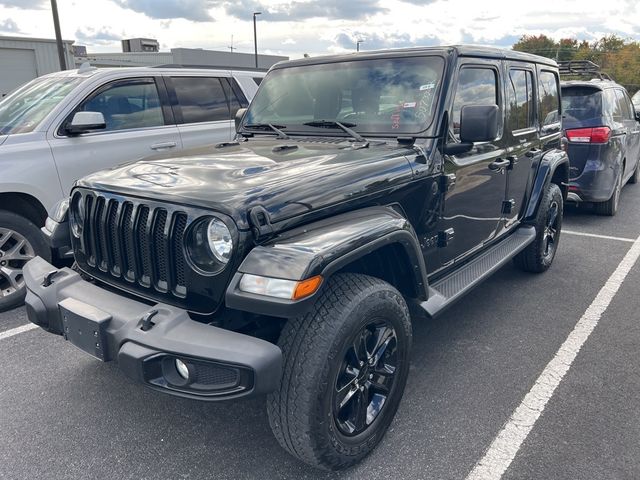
[631,90,640,112]
[561,80,640,215]
[0,65,263,311]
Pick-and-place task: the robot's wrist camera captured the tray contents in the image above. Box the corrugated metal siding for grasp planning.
[0,37,75,75]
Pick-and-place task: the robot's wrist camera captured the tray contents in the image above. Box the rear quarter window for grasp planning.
[561,87,602,121]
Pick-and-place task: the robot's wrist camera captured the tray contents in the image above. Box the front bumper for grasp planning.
[24,256,282,401]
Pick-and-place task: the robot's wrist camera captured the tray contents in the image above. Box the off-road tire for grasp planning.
[514,182,563,273]
[266,273,412,471]
[595,167,622,216]
[0,210,50,312]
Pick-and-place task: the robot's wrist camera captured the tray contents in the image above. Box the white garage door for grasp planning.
[0,48,37,98]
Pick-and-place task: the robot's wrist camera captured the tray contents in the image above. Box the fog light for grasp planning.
[175,359,190,379]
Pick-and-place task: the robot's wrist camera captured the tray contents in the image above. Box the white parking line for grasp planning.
[563,229,635,243]
[0,323,38,340]
[466,233,640,480]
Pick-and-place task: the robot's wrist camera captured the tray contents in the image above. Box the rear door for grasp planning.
[502,62,539,230]
[165,75,237,148]
[48,76,182,194]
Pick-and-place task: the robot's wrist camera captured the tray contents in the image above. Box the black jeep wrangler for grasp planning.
[24,46,568,470]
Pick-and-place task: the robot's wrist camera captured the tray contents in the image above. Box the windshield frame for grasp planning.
[0,75,83,135]
[242,54,447,139]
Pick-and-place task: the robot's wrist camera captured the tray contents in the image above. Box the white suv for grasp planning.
[0,65,263,310]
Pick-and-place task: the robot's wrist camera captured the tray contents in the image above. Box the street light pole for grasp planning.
[50,0,67,70]
[253,12,261,69]
[356,39,364,52]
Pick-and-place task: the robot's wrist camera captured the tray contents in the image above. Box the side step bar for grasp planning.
[420,226,536,317]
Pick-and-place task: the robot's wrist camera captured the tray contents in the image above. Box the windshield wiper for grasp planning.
[303,120,366,143]
[244,123,289,139]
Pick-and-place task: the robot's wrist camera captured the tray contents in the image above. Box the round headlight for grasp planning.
[69,193,84,238]
[186,217,233,274]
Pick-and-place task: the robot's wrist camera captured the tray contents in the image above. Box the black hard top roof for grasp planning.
[271,45,558,70]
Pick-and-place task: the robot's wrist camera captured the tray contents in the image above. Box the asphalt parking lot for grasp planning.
[2,185,640,480]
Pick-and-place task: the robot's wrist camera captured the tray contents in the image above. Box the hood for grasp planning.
[77,138,418,230]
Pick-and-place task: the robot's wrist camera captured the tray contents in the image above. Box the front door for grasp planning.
[48,77,182,195]
[438,61,508,267]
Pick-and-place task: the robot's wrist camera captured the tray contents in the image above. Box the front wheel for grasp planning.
[267,273,412,470]
[514,182,563,273]
[0,210,50,312]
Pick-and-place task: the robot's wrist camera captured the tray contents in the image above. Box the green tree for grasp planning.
[513,34,557,58]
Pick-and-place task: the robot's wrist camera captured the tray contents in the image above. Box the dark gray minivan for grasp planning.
[562,80,640,215]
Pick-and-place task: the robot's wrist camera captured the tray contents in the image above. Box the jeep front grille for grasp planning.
[70,189,234,313]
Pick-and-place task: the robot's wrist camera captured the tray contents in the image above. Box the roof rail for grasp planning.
[558,60,613,81]
[151,64,269,72]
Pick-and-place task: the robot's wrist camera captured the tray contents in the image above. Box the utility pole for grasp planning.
[50,0,67,70]
[356,39,364,52]
[229,35,235,53]
[253,12,261,68]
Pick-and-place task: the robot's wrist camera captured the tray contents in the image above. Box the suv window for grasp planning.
[561,87,602,121]
[451,67,498,139]
[538,70,560,128]
[220,78,244,118]
[172,77,229,124]
[615,89,632,120]
[78,78,164,132]
[507,69,535,132]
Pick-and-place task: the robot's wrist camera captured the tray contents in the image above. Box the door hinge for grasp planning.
[437,228,455,247]
[439,173,456,193]
[502,199,516,215]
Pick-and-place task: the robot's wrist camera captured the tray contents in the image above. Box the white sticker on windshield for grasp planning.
[420,83,436,91]
[403,102,417,108]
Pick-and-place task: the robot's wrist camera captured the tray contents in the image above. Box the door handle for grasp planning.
[150,141,177,150]
[525,148,541,158]
[488,158,510,171]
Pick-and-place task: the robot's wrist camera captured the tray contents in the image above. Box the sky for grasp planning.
[1,0,640,60]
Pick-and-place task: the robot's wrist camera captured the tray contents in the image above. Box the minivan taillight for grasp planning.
[565,126,611,144]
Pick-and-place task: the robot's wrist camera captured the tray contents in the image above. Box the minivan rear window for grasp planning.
[561,87,602,121]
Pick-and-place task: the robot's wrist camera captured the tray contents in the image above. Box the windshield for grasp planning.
[561,87,602,121]
[245,56,445,136]
[0,76,82,135]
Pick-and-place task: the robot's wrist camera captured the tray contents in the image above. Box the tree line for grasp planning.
[512,34,640,94]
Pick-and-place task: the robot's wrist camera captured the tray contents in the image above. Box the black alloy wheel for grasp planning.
[542,199,560,262]
[333,320,398,437]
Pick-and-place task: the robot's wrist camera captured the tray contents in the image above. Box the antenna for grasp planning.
[229,35,235,53]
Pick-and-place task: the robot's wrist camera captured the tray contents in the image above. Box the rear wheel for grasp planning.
[595,167,622,216]
[514,182,563,273]
[0,211,50,312]
[267,273,412,470]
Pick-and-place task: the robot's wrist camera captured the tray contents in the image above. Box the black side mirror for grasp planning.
[459,105,499,143]
[235,108,247,133]
[635,110,640,122]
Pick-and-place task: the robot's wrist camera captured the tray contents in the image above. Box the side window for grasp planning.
[615,89,632,120]
[171,77,230,123]
[451,67,498,139]
[506,69,535,132]
[221,78,244,117]
[77,78,164,132]
[608,89,624,120]
[538,70,560,129]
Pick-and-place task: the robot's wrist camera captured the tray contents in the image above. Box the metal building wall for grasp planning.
[0,36,75,74]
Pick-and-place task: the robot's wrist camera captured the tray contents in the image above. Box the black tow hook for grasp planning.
[42,270,62,287]
[140,310,159,331]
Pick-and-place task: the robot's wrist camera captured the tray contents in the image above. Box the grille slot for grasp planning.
[75,191,194,300]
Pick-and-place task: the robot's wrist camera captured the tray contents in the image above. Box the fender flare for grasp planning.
[523,149,569,223]
[225,206,429,318]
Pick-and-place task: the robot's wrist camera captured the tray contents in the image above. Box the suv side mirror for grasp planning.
[459,105,499,143]
[66,111,106,135]
[635,110,640,122]
[235,108,247,133]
